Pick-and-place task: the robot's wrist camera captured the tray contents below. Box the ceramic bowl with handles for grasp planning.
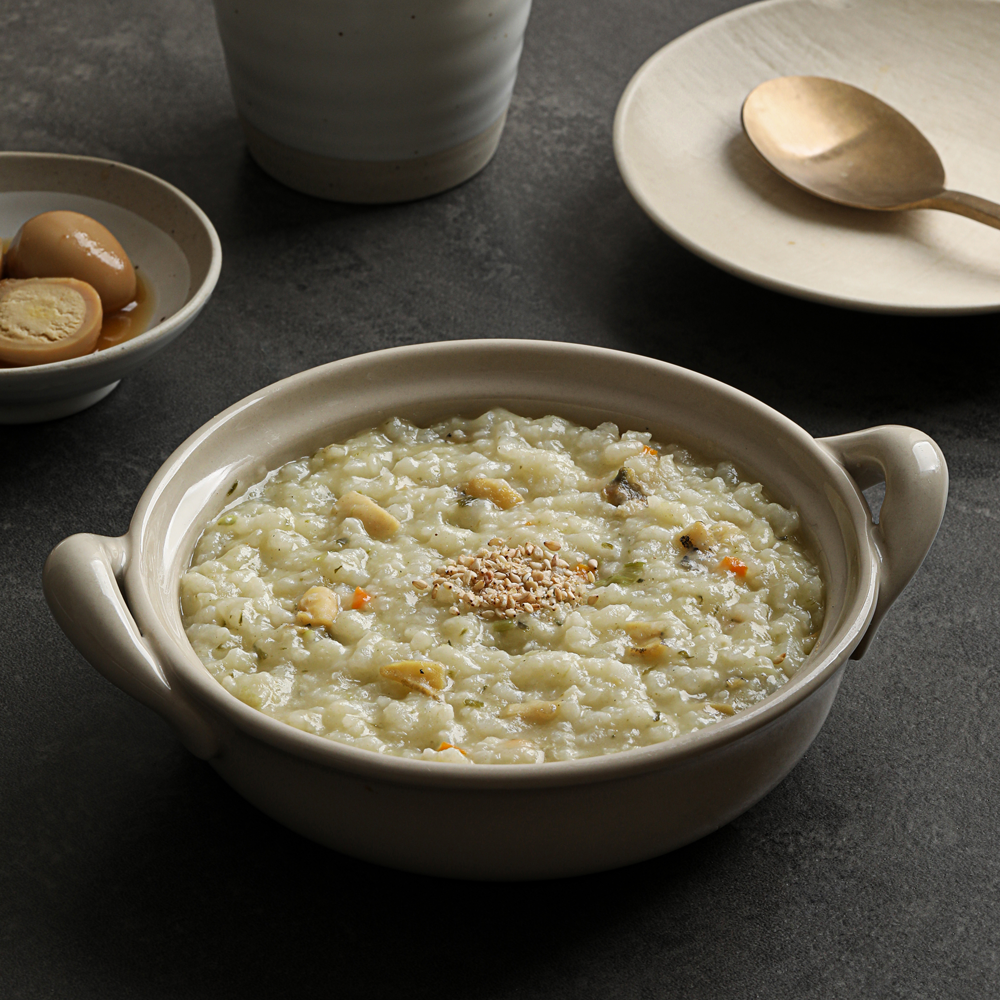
[43,340,947,879]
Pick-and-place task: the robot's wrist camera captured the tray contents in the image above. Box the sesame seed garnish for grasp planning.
[427,538,591,617]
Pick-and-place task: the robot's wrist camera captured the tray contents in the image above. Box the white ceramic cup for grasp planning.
[211,0,533,202]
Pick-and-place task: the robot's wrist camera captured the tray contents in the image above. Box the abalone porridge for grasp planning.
[180,410,824,764]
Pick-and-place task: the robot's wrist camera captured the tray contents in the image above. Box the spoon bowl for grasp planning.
[742,76,1000,229]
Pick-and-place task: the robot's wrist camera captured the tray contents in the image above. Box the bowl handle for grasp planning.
[819,425,948,658]
[43,533,220,759]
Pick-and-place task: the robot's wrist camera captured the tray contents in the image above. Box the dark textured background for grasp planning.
[1,1,997,997]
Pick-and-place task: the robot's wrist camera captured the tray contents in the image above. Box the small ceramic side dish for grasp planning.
[0,152,221,423]
[44,341,948,878]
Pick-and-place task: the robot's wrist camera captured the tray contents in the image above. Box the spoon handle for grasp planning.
[920,189,1000,230]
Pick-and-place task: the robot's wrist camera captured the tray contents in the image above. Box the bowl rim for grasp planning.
[126,339,878,788]
[0,150,222,380]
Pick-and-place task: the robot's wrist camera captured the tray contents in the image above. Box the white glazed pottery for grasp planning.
[0,153,221,423]
[44,341,948,879]
[212,0,533,202]
[614,0,1000,314]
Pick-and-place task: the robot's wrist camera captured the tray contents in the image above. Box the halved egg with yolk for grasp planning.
[5,210,136,312]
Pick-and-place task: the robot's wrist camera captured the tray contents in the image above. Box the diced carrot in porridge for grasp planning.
[719,556,748,577]
[351,586,373,611]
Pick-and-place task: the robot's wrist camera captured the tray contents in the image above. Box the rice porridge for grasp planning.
[180,410,824,764]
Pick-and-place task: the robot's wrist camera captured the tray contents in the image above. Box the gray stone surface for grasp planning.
[1,1,996,997]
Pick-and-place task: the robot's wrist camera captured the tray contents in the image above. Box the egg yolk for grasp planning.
[0,277,104,366]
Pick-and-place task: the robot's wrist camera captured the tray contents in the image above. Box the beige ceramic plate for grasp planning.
[613,0,1000,314]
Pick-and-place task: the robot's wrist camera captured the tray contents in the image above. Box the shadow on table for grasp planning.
[559,171,1000,432]
[628,244,995,412]
[17,750,827,1000]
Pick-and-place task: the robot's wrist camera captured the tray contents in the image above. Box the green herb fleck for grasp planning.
[464,699,484,709]
[494,620,529,633]
[226,481,238,497]
[595,561,645,587]
[218,514,237,526]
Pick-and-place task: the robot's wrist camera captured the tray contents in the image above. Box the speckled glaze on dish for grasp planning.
[0,152,221,422]
[43,341,948,878]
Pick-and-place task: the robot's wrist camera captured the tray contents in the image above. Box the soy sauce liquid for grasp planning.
[93,268,155,350]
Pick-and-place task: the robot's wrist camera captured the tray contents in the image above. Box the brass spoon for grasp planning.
[741,75,1000,229]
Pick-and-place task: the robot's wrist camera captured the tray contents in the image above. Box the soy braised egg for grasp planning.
[4,210,137,312]
[0,277,104,366]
